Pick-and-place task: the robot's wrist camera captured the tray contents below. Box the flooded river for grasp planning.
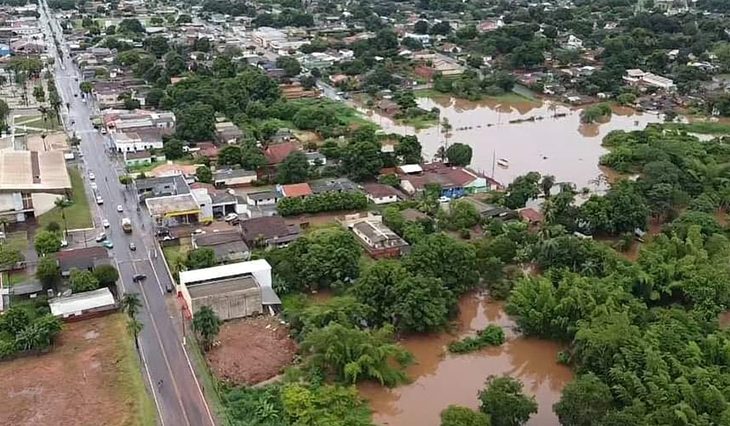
[359,293,572,426]
[364,95,663,189]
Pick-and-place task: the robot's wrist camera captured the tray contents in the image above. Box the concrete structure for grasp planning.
[146,193,201,226]
[214,121,244,144]
[345,215,409,259]
[110,129,164,153]
[124,151,166,167]
[49,288,117,321]
[398,162,499,199]
[363,183,400,205]
[623,69,676,90]
[245,190,278,207]
[178,260,280,320]
[135,175,190,202]
[212,169,257,187]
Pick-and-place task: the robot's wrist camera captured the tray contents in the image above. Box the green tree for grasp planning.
[441,405,492,426]
[53,197,71,236]
[276,56,302,77]
[192,306,222,351]
[196,165,213,183]
[118,18,144,33]
[32,85,45,103]
[301,323,412,386]
[162,138,185,160]
[69,268,100,293]
[145,88,165,108]
[36,256,60,289]
[0,245,23,270]
[554,374,613,426]
[341,140,383,181]
[503,172,541,209]
[34,230,62,255]
[218,145,242,166]
[127,317,143,353]
[186,248,217,270]
[478,376,537,426]
[352,261,453,332]
[404,233,479,294]
[446,143,473,166]
[79,81,93,94]
[395,135,422,164]
[241,144,267,170]
[446,200,481,230]
[93,264,119,286]
[277,151,310,184]
[121,293,143,319]
[175,102,215,141]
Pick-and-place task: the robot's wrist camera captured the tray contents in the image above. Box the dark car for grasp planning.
[132,274,147,283]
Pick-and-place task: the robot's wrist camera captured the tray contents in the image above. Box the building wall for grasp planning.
[367,194,398,205]
[191,288,262,320]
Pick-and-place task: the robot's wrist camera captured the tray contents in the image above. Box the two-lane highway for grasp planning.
[39,3,215,425]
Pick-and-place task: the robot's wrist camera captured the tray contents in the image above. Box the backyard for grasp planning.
[37,168,93,230]
[14,113,62,133]
[0,313,156,426]
[0,231,30,287]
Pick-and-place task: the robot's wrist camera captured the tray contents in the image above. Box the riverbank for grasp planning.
[359,292,572,426]
[415,88,539,104]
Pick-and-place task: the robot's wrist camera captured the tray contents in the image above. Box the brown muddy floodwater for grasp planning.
[359,293,573,426]
[363,96,662,189]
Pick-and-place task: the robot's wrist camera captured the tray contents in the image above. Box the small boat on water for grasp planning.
[497,158,509,168]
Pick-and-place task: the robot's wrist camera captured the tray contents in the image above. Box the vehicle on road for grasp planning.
[191,229,205,236]
[121,217,132,233]
[224,213,238,222]
[95,233,107,242]
[96,196,103,205]
[90,182,97,190]
[89,172,95,180]
[132,273,146,282]
[129,242,136,251]
[101,240,113,249]
[102,219,110,228]
[117,205,123,212]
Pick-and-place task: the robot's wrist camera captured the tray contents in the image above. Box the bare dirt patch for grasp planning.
[206,316,297,385]
[0,314,155,426]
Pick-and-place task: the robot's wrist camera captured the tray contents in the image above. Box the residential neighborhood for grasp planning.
[0,0,729,425]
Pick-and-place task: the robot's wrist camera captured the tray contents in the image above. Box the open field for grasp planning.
[15,114,62,133]
[37,168,92,230]
[206,316,296,385]
[0,314,156,426]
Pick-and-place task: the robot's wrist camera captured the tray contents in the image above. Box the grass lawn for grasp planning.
[4,231,29,253]
[399,114,439,130]
[1,271,26,287]
[186,336,227,420]
[37,168,93,230]
[15,114,62,132]
[665,121,730,135]
[162,240,191,282]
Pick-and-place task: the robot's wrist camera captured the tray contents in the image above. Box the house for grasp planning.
[623,69,676,90]
[210,191,239,217]
[135,175,190,202]
[123,150,166,167]
[239,216,301,248]
[214,122,243,144]
[398,163,500,199]
[110,128,164,153]
[49,288,117,321]
[304,151,327,166]
[519,207,544,224]
[347,216,409,259]
[192,230,250,263]
[55,247,110,277]
[564,34,583,50]
[145,193,202,227]
[376,99,400,115]
[363,183,401,205]
[279,183,312,198]
[461,198,517,220]
[309,178,358,195]
[245,190,278,207]
[194,142,219,162]
[264,142,298,165]
[212,169,257,187]
[178,260,281,321]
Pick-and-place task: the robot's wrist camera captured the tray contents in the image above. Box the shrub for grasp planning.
[448,325,505,353]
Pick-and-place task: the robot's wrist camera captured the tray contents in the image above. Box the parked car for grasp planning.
[117,204,123,212]
[102,219,110,228]
[101,240,113,249]
[95,233,107,242]
[129,242,136,251]
[132,273,146,282]
[90,182,97,190]
[89,172,95,180]
[224,213,238,222]
[96,196,103,205]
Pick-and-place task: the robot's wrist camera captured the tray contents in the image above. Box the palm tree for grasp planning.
[127,318,143,353]
[37,105,49,126]
[121,293,142,319]
[54,197,71,236]
[540,175,556,199]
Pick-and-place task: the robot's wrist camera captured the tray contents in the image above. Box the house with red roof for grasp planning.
[261,142,299,180]
[278,183,313,198]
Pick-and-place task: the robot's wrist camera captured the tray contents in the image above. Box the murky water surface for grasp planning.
[363,96,662,189]
[359,293,573,426]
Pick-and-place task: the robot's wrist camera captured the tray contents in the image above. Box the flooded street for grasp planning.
[364,96,662,188]
[359,293,572,426]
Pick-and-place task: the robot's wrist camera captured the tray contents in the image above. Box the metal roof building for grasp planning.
[49,288,116,320]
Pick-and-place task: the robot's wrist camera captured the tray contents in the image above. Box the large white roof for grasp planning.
[179,259,271,286]
[49,288,115,317]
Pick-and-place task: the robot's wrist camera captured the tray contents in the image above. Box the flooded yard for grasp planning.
[363,96,663,189]
[359,293,572,426]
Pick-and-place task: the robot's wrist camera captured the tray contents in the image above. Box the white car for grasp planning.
[89,172,95,181]
[90,182,97,191]
[102,219,110,228]
[96,196,103,205]
[224,213,238,222]
[191,229,205,236]
[116,205,123,212]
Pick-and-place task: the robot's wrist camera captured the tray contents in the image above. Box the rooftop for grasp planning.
[49,288,116,318]
[353,220,402,244]
[0,151,71,194]
[280,183,312,198]
[264,142,298,165]
[145,193,200,216]
[187,275,259,299]
[180,259,271,286]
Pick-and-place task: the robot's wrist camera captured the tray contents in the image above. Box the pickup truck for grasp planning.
[121,217,132,233]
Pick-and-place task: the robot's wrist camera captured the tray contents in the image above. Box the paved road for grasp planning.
[39,4,215,426]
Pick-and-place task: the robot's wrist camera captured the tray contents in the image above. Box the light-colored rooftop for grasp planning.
[145,193,200,217]
[49,288,116,318]
[0,150,71,194]
[180,259,271,286]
